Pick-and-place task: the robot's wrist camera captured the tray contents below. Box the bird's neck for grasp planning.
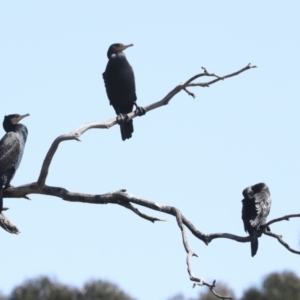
[3,123,15,132]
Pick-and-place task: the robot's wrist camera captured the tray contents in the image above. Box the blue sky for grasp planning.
[0,1,299,299]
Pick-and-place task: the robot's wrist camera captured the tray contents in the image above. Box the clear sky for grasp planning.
[0,1,299,299]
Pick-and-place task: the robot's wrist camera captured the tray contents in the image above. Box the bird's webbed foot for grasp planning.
[116,114,128,125]
[134,103,146,117]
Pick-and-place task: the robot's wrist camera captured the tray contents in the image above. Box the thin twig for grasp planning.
[117,201,166,223]
[169,204,233,299]
[263,230,300,255]
[265,214,300,227]
[201,280,233,300]
[188,63,256,88]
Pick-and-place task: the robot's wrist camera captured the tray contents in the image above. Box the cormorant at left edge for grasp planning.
[0,114,29,213]
[241,182,272,257]
[103,43,146,141]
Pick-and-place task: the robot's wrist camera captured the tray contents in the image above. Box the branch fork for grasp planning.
[1,64,272,299]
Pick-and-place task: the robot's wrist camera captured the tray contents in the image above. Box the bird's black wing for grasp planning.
[0,132,21,176]
[250,191,271,228]
[102,71,112,103]
[241,199,249,232]
[242,198,257,232]
[102,70,120,110]
[129,64,136,92]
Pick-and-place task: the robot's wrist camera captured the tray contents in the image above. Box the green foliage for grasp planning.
[4,271,300,300]
[262,271,300,299]
[9,277,81,300]
[0,293,8,300]
[241,287,263,300]
[241,271,300,300]
[175,271,300,300]
[195,283,235,300]
[6,276,135,300]
[166,294,186,300]
[82,280,135,300]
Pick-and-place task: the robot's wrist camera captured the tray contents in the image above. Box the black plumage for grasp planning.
[241,182,272,257]
[103,43,145,141]
[0,114,29,213]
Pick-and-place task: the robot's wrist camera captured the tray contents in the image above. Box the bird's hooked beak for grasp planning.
[12,114,30,124]
[120,44,133,51]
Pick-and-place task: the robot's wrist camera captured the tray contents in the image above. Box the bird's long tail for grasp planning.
[250,231,258,257]
[120,120,134,141]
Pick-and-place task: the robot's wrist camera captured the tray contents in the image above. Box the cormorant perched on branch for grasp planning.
[0,114,29,213]
[241,182,272,257]
[103,43,145,141]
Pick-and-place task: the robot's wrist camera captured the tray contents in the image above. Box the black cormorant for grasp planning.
[241,182,271,257]
[0,114,29,213]
[103,43,145,141]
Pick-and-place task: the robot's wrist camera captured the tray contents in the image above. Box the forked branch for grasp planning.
[2,64,266,299]
[35,64,256,187]
[3,186,300,298]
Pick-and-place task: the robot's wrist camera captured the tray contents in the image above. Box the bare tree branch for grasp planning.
[172,205,233,299]
[4,186,299,251]
[1,64,263,299]
[188,63,257,88]
[2,185,244,299]
[263,229,300,255]
[35,64,256,187]
[264,230,300,255]
[37,134,79,187]
[5,182,299,243]
[265,214,300,227]
[117,200,166,223]
[6,185,299,298]
[202,280,233,300]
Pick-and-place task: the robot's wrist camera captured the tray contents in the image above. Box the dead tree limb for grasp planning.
[4,186,299,254]
[3,186,299,299]
[263,227,300,255]
[265,214,300,227]
[36,64,256,188]
[2,64,262,299]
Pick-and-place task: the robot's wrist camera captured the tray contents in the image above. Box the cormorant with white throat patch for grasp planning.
[0,114,29,213]
[103,43,145,141]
